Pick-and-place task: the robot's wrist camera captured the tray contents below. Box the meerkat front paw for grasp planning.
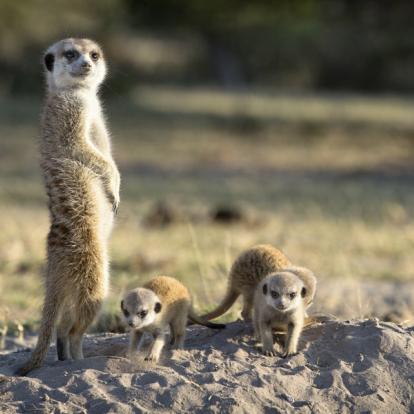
[262,347,277,356]
[105,189,119,214]
[144,353,160,363]
[112,196,120,214]
[105,163,120,213]
[282,349,298,358]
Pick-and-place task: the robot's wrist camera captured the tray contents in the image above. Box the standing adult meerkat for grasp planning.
[201,244,292,321]
[16,38,120,375]
[253,269,316,357]
[121,276,225,363]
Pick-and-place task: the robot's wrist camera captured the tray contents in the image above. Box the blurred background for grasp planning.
[1,0,414,336]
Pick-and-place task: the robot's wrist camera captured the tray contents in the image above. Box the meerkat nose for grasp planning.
[82,61,91,68]
[128,321,134,327]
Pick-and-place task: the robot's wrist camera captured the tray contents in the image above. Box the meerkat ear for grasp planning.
[301,287,307,298]
[44,53,54,72]
[154,302,162,313]
[120,300,124,311]
[263,283,268,295]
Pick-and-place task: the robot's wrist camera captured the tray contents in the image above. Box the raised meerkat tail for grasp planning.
[15,296,61,376]
[200,289,239,321]
[188,310,226,329]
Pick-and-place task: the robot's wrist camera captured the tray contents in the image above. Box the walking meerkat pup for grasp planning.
[16,38,120,375]
[253,269,317,357]
[121,276,225,363]
[201,244,292,322]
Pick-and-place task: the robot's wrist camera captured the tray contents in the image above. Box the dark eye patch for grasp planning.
[270,291,279,299]
[122,308,129,317]
[289,292,297,299]
[139,310,148,318]
[63,49,78,60]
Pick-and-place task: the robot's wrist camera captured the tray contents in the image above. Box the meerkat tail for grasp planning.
[188,310,226,329]
[304,314,335,327]
[15,296,61,376]
[200,289,239,321]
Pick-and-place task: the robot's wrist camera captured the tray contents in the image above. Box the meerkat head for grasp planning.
[43,38,106,92]
[121,288,162,330]
[261,272,306,313]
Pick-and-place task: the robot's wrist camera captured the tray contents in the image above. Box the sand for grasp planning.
[1,318,414,413]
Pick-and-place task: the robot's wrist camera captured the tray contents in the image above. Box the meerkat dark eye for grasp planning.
[139,310,148,318]
[271,291,279,299]
[64,50,76,60]
[90,52,100,61]
[290,292,297,299]
[301,287,307,298]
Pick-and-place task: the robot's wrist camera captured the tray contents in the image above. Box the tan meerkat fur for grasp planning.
[254,270,316,357]
[121,276,225,363]
[202,244,292,321]
[16,38,120,375]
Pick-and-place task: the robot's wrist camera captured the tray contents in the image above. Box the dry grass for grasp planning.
[1,88,414,328]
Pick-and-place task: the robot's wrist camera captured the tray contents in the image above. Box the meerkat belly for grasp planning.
[88,176,113,298]
[270,321,288,332]
[268,313,289,331]
[45,160,112,298]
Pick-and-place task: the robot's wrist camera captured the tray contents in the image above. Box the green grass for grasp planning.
[1,87,414,328]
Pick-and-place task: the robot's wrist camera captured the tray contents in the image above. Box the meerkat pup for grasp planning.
[202,244,292,322]
[254,268,317,357]
[121,276,225,363]
[16,38,120,375]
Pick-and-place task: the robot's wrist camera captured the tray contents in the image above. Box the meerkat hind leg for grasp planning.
[69,303,101,360]
[169,324,175,346]
[241,293,254,321]
[56,317,73,361]
[69,333,84,360]
[170,313,187,350]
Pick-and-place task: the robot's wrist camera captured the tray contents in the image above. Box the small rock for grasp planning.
[211,206,244,224]
[144,201,178,227]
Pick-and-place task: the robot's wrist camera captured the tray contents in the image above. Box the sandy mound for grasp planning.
[1,319,414,413]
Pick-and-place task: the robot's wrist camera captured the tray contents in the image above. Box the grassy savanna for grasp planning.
[1,88,414,329]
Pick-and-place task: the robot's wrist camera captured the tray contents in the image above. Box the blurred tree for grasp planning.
[2,0,414,95]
